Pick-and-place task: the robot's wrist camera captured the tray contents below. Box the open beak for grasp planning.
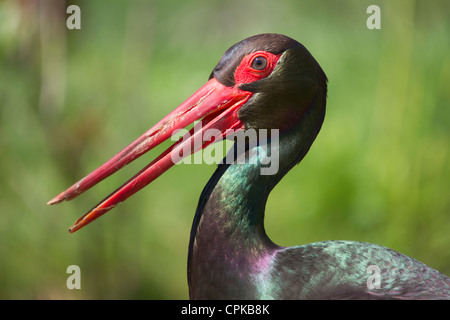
[48,78,252,232]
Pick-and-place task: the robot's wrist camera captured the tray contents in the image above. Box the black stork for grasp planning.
[48,33,450,299]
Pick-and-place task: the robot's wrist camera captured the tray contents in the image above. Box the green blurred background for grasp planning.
[0,0,449,299]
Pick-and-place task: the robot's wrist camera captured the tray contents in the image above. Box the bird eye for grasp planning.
[251,56,267,70]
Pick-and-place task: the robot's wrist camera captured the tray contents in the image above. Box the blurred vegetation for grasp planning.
[0,0,449,299]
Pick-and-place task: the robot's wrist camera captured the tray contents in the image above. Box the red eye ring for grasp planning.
[234,51,281,85]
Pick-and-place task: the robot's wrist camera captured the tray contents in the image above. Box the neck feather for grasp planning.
[187,95,325,299]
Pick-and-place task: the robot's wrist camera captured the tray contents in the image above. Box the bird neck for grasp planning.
[187,97,325,299]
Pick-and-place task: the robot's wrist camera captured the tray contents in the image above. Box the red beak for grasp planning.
[48,78,252,232]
